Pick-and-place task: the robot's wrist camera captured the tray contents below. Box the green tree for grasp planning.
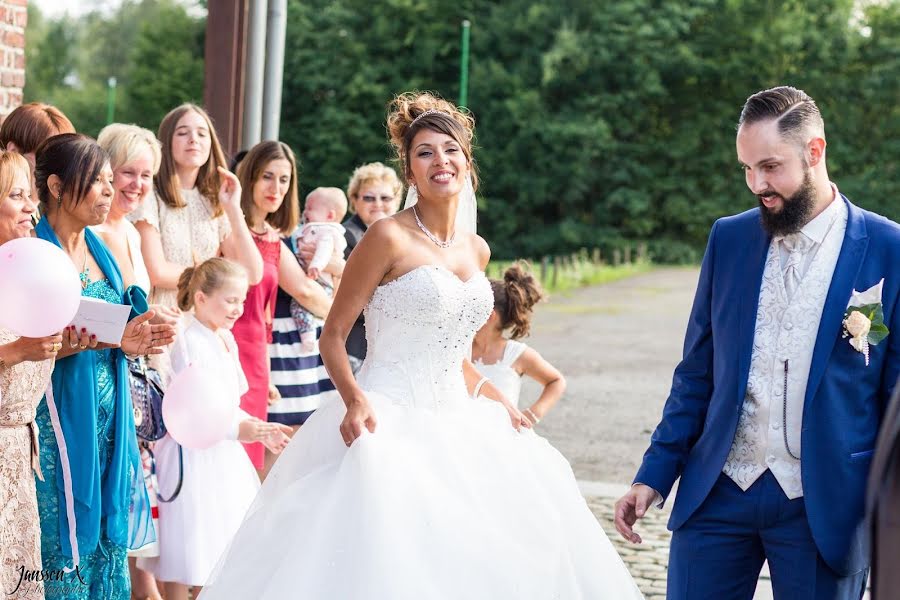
[122,0,205,132]
[23,0,203,136]
[23,0,900,261]
[23,6,77,103]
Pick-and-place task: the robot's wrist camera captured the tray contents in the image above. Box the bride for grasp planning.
[199,93,643,599]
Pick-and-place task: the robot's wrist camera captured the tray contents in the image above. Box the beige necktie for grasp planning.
[781,233,812,300]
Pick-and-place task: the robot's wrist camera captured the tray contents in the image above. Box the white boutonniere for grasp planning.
[842,278,890,366]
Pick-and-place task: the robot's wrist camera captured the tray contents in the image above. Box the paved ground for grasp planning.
[522,267,778,598]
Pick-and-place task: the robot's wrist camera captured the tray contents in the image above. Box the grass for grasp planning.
[486,258,653,294]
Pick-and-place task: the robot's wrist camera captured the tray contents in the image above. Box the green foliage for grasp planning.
[124,1,205,131]
[488,256,653,294]
[24,0,204,137]
[275,0,899,262]
[23,0,900,262]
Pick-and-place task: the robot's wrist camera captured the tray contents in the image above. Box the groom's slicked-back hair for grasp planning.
[738,86,825,148]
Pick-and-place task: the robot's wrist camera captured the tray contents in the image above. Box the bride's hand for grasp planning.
[340,395,377,447]
[504,402,532,432]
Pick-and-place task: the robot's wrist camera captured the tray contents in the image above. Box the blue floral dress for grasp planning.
[35,279,130,600]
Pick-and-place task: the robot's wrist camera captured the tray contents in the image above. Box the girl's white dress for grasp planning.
[200,265,643,599]
[137,315,260,586]
[474,339,529,407]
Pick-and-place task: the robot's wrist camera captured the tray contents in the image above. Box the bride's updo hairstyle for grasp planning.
[490,262,545,340]
[386,92,479,191]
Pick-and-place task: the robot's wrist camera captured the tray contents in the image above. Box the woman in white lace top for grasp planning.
[130,104,263,310]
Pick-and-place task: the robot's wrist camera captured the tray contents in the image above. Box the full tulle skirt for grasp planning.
[200,392,643,599]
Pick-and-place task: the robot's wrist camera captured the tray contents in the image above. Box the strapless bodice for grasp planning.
[357,265,493,409]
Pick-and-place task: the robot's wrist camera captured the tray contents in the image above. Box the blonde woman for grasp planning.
[0,152,61,600]
[94,123,175,600]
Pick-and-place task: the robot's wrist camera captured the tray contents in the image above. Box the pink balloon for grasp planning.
[0,237,81,338]
[162,364,235,449]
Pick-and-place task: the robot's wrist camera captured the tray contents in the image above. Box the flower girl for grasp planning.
[472,263,566,425]
[138,257,291,600]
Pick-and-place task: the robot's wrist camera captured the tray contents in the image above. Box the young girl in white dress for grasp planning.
[472,262,565,425]
[138,258,291,600]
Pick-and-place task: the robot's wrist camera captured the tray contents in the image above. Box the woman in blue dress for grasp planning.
[32,134,175,599]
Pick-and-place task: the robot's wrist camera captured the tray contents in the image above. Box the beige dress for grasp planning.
[128,188,231,309]
[0,328,53,599]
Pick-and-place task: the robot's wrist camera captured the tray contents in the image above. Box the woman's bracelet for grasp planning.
[472,377,488,399]
[524,408,540,425]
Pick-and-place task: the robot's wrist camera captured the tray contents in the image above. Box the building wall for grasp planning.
[0,0,26,117]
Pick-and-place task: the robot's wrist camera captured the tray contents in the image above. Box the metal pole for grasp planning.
[106,77,117,124]
[262,0,287,140]
[242,0,267,149]
[459,20,471,109]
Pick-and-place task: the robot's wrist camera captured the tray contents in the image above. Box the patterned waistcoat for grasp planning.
[723,201,848,499]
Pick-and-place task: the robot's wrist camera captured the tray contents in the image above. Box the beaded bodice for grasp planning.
[358,265,492,409]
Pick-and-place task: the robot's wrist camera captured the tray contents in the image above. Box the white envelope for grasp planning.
[68,296,131,345]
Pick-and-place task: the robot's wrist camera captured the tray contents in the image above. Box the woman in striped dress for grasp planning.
[268,189,345,428]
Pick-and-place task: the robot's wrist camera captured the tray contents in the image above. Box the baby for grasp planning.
[290,187,348,351]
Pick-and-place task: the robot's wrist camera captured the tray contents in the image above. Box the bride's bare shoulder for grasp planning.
[467,232,491,270]
[359,215,408,246]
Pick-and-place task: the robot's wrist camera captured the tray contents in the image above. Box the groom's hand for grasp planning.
[614,484,658,544]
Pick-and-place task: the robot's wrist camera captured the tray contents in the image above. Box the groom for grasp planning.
[615,86,899,599]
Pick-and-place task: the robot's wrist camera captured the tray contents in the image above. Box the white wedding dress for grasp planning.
[200,265,643,599]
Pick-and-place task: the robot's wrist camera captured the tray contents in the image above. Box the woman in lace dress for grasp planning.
[130,103,262,315]
[199,93,643,599]
[32,134,175,600]
[233,141,332,472]
[0,152,62,600]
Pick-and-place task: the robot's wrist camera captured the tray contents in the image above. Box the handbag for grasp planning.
[128,356,168,442]
[146,443,183,503]
[122,283,168,442]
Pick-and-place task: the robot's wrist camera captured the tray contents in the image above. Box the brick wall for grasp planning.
[0,0,26,118]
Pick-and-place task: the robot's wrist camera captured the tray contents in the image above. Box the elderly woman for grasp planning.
[340,162,402,365]
[33,133,175,600]
[0,152,62,599]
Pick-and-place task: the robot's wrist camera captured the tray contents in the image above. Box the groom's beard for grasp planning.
[758,170,817,237]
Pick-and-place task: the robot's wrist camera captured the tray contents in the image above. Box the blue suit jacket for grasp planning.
[635,196,900,575]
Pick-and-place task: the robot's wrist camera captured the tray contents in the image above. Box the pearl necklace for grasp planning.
[412,206,455,248]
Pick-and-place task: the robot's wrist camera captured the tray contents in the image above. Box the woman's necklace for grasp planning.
[250,222,269,237]
[78,243,90,289]
[412,206,454,248]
